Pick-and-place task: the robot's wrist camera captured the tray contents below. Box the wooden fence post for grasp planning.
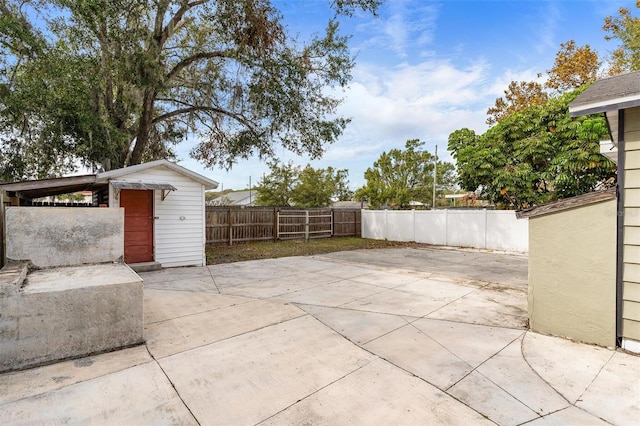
[274,207,278,241]
[331,209,335,237]
[305,210,309,241]
[0,190,5,268]
[228,207,233,246]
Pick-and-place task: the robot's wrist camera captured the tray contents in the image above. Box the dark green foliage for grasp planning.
[448,88,617,209]
[255,160,351,207]
[355,139,457,209]
[0,0,379,180]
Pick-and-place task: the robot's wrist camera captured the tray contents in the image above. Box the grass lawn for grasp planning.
[206,237,420,264]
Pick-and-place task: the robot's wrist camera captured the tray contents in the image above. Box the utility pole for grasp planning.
[433,144,437,210]
[249,176,252,206]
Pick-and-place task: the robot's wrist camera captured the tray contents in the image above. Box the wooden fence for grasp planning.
[0,191,5,267]
[206,207,361,245]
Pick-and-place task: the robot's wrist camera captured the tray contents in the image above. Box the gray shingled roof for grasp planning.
[516,188,616,219]
[569,71,640,117]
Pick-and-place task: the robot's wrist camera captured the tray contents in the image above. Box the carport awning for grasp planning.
[110,180,177,200]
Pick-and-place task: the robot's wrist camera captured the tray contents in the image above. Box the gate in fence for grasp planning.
[206,207,361,245]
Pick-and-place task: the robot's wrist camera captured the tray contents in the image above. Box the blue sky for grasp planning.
[176,0,637,192]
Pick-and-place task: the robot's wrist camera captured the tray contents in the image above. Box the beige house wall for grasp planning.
[528,199,617,347]
[623,107,640,349]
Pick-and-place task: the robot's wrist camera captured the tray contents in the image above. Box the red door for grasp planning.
[120,190,154,263]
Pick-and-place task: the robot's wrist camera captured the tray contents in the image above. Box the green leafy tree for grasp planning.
[604,3,640,74]
[449,88,616,209]
[255,160,300,206]
[256,161,351,207]
[291,165,352,207]
[355,139,455,209]
[0,0,380,180]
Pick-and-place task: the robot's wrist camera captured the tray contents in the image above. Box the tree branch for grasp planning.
[165,51,230,81]
[159,0,208,48]
[152,104,257,133]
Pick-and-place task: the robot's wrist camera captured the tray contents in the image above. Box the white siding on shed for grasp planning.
[109,166,207,267]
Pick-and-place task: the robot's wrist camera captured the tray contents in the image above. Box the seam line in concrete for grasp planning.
[151,313,308,360]
[519,332,575,407]
[144,298,258,326]
[144,345,201,426]
[576,349,616,404]
[255,360,376,425]
[444,331,525,392]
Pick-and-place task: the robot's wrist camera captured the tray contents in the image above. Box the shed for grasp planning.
[0,159,218,268]
[568,70,640,353]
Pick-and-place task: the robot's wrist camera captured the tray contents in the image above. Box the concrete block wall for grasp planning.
[5,207,124,268]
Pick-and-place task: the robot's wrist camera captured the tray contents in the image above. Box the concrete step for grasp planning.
[128,262,162,273]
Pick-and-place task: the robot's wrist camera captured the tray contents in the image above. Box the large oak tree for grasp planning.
[0,0,379,180]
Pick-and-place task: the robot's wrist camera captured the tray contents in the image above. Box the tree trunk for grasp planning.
[129,90,156,165]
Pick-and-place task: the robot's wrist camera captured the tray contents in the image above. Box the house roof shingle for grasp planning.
[516,188,616,219]
[569,71,640,117]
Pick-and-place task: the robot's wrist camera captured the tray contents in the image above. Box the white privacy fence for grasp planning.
[362,209,528,253]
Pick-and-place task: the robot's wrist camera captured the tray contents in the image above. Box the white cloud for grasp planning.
[355,0,439,58]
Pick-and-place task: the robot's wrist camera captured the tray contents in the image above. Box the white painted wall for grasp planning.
[110,166,207,267]
[362,209,528,253]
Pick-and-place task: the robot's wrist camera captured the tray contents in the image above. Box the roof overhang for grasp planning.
[568,94,640,118]
[97,159,219,190]
[110,180,177,201]
[568,71,640,147]
[516,188,616,219]
[0,175,101,200]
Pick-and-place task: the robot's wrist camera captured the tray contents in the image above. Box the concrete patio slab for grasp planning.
[364,324,474,390]
[275,280,384,307]
[141,265,212,284]
[0,346,151,405]
[347,269,426,289]
[411,318,524,367]
[145,275,220,293]
[297,304,411,345]
[448,370,539,425]
[524,406,610,425]
[576,350,640,425]
[2,246,639,425]
[427,282,527,328]
[319,247,528,287]
[145,297,304,358]
[0,361,196,425]
[144,289,251,324]
[220,272,338,297]
[159,315,375,425]
[476,336,570,415]
[522,331,615,403]
[340,282,466,318]
[262,358,493,426]
[394,277,478,299]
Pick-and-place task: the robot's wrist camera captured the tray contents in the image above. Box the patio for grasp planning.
[0,247,638,425]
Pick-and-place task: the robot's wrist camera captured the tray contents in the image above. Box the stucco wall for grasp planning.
[5,207,124,268]
[528,199,617,347]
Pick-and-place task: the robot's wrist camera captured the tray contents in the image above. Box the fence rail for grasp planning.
[206,207,361,245]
